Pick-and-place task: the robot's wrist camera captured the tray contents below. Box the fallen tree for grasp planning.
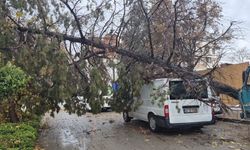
[0,0,241,113]
[14,25,240,99]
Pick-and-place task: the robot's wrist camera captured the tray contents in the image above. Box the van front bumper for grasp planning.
[155,116,216,129]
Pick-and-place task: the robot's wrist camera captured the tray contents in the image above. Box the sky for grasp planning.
[217,0,250,61]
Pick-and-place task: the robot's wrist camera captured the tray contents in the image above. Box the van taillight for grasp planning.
[164,105,169,118]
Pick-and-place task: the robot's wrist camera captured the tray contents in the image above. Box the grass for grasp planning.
[0,118,40,150]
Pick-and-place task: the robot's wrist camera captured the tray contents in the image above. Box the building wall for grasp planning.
[212,62,249,105]
[194,54,218,71]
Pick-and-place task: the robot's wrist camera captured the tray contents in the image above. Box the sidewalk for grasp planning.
[216,106,250,122]
[218,106,241,119]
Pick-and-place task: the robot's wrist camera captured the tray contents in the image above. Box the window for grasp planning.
[169,81,208,100]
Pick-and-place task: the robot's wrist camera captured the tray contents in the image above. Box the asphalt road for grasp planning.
[37,111,250,150]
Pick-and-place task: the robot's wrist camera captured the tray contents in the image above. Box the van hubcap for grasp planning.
[149,117,156,130]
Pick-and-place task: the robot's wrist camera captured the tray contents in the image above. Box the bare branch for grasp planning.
[60,0,85,39]
[166,0,179,64]
[139,0,154,58]
[37,0,48,31]
[197,22,234,51]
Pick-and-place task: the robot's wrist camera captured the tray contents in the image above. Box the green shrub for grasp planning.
[0,120,39,150]
[0,62,30,123]
[0,62,29,98]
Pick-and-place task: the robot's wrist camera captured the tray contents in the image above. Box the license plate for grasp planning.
[183,107,198,113]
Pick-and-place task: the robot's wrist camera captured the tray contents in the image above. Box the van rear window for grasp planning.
[169,81,208,100]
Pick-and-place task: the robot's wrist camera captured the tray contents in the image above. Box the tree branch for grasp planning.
[139,0,154,58]
[14,25,239,101]
[60,0,85,40]
[197,22,234,51]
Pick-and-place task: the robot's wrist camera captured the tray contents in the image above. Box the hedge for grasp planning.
[0,119,40,150]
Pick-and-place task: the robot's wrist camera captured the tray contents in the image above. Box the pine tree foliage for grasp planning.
[0,0,240,115]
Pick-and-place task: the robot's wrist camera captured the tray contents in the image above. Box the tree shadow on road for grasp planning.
[125,119,204,136]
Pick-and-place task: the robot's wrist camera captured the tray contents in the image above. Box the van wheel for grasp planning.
[148,114,159,132]
[123,111,131,122]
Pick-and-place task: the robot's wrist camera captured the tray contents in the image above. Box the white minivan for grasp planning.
[123,78,215,132]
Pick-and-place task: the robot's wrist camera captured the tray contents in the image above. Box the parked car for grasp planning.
[77,96,111,112]
[209,89,223,115]
[123,78,215,132]
[101,96,112,111]
[211,97,223,115]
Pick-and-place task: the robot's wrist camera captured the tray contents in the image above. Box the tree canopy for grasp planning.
[0,0,240,115]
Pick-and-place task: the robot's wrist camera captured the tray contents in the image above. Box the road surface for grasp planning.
[37,111,250,150]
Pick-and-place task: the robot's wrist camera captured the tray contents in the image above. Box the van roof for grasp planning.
[153,78,182,82]
[152,78,207,82]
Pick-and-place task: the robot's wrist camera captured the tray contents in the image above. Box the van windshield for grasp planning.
[169,80,208,100]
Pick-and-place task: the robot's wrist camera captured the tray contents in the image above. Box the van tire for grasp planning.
[123,111,131,122]
[148,114,159,132]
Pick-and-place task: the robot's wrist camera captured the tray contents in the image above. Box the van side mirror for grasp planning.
[242,71,246,84]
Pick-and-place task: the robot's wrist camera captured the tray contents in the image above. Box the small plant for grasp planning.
[0,120,39,150]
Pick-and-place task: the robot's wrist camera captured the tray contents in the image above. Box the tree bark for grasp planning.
[8,100,19,123]
[212,81,239,100]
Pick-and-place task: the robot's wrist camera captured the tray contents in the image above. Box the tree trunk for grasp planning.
[212,81,239,100]
[0,103,5,122]
[8,100,19,123]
